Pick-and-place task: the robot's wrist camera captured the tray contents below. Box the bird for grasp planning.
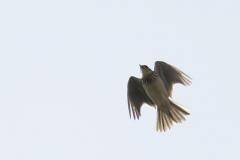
[127,61,191,132]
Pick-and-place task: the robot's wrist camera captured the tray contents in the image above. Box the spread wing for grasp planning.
[127,76,155,119]
[154,61,191,97]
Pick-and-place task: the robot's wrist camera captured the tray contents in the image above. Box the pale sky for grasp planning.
[1,1,240,160]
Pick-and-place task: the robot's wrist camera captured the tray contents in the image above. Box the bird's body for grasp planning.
[127,61,191,132]
[142,72,170,113]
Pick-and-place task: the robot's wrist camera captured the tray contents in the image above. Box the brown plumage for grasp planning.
[127,61,191,132]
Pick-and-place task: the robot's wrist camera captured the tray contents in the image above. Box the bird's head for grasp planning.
[139,64,153,77]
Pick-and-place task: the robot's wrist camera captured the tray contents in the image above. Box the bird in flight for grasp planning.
[127,61,191,132]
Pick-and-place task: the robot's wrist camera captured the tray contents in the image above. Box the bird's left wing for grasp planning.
[127,76,155,119]
[154,61,191,97]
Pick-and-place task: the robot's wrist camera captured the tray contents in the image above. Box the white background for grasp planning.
[1,1,240,159]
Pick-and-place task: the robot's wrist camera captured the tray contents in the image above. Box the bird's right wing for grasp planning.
[127,76,155,119]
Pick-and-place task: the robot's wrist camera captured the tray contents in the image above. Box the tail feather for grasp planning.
[169,109,181,123]
[156,109,174,132]
[171,108,185,122]
[163,114,171,130]
[170,99,190,115]
[162,114,167,131]
[156,99,190,132]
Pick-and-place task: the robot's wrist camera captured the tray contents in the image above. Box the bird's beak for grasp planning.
[139,64,143,69]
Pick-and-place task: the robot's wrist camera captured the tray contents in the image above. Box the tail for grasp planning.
[156,99,190,132]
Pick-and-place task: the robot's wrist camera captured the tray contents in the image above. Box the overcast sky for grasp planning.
[1,1,240,160]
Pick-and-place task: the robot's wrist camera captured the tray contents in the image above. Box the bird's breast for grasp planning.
[142,77,169,108]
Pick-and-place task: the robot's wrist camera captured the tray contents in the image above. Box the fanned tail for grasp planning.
[156,99,190,132]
